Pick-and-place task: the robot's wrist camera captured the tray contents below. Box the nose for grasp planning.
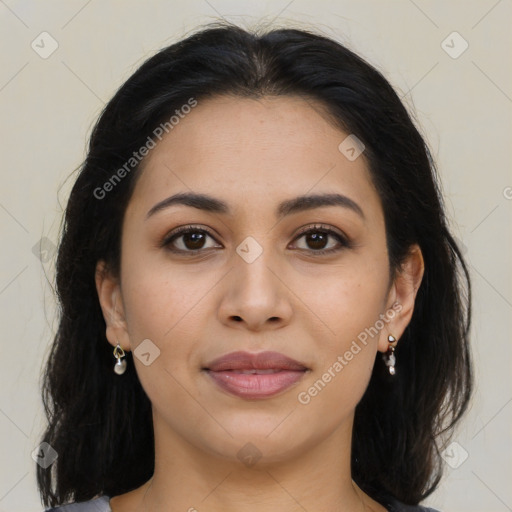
[217,246,293,331]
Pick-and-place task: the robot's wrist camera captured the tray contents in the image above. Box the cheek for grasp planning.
[291,258,389,416]
[293,271,386,427]
[120,255,213,342]
[119,263,210,411]
[295,257,389,345]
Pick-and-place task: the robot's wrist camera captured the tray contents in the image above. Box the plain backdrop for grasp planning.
[1,1,511,511]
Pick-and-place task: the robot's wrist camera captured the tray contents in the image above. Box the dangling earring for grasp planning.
[382,334,398,375]
[113,342,127,375]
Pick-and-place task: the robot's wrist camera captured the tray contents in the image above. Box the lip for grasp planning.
[203,351,309,400]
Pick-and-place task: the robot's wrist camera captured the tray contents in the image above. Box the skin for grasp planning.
[96,95,424,512]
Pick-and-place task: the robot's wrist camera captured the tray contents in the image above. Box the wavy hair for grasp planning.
[37,21,472,508]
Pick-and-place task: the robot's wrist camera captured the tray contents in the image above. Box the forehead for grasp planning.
[126,95,381,220]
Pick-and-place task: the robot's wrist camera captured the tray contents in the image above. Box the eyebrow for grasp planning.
[145,192,365,221]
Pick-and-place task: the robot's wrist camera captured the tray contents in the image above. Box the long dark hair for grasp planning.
[37,21,472,508]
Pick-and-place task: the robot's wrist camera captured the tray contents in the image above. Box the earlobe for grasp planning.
[95,260,131,351]
[378,244,425,353]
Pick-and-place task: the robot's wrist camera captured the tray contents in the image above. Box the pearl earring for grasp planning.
[113,342,127,375]
[382,334,398,375]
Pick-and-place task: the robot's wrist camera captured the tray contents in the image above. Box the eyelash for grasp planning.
[161,224,350,256]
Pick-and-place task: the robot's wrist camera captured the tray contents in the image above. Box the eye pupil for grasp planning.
[183,232,205,250]
[307,232,328,250]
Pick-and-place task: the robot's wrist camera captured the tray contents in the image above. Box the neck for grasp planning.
[136,409,380,512]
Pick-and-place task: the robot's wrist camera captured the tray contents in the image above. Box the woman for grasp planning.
[38,21,472,512]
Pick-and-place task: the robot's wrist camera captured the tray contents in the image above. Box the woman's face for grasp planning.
[97,95,419,464]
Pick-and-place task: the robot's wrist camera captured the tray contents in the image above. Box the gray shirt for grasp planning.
[45,494,441,511]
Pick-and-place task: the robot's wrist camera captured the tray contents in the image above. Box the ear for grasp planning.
[95,260,131,352]
[377,244,425,353]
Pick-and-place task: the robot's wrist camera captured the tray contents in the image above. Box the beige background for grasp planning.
[1,1,511,511]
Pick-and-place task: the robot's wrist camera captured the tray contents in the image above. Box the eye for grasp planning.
[161,224,350,255]
[291,224,349,255]
[161,225,221,253]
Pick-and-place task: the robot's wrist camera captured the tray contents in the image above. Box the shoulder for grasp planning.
[44,495,111,512]
[384,495,441,512]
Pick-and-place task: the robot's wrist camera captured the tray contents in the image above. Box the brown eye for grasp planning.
[181,231,207,250]
[292,225,349,255]
[162,226,221,253]
[304,231,329,250]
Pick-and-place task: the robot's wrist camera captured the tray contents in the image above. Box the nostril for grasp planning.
[232,316,243,322]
